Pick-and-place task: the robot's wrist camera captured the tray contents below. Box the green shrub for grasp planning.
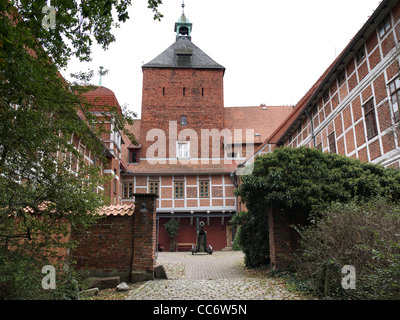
[0,248,79,300]
[235,147,400,268]
[292,198,400,299]
[231,211,269,268]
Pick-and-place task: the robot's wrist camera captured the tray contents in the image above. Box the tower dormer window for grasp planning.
[176,49,192,67]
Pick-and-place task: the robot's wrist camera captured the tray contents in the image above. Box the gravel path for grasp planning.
[126,251,311,300]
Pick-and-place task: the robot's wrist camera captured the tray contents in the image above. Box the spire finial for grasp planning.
[98,66,108,86]
[182,0,185,15]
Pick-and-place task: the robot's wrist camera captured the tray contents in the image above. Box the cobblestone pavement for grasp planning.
[126,251,312,300]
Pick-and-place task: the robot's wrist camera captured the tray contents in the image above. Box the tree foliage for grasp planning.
[0,0,163,298]
[234,147,400,267]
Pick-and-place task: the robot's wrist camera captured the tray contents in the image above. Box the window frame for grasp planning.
[199,180,210,198]
[176,141,190,159]
[129,148,140,164]
[328,132,337,154]
[174,181,185,199]
[123,182,134,199]
[389,78,400,123]
[148,180,159,196]
[355,46,366,64]
[363,99,378,140]
[378,15,391,38]
[180,115,188,126]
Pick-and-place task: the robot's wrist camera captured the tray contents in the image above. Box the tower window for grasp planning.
[202,88,204,96]
[177,141,190,158]
[183,87,186,96]
[180,116,188,126]
[163,87,165,96]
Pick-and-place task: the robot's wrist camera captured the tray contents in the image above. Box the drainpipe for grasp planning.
[305,109,316,148]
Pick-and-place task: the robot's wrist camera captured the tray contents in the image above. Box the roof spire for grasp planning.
[175,0,192,40]
[98,66,108,86]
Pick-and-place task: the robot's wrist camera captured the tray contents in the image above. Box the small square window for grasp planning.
[180,116,188,126]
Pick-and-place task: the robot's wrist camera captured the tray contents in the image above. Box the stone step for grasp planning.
[222,246,233,251]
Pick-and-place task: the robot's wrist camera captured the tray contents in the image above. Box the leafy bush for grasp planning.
[292,198,400,299]
[234,147,400,268]
[231,211,269,267]
[0,248,79,300]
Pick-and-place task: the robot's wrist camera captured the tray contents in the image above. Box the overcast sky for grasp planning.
[62,0,383,118]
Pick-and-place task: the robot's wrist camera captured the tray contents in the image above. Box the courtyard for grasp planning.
[124,251,313,300]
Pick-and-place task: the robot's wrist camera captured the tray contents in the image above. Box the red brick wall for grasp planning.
[71,215,134,282]
[70,194,158,283]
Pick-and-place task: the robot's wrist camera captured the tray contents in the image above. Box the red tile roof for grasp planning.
[224,105,294,144]
[82,86,122,115]
[98,204,135,217]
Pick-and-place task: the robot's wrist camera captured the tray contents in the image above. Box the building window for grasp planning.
[180,115,188,126]
[389,78,400,122]
[363,99,378,140]
[174,181,184,199]
[163,87,165,96]
[328,132,336,154]
[337,70,346,86]
[123,182,134,199]
[199,180,209,198]
[323,90,330,103]
[202,88,204,96]
[177,141,190,158]
[149,181,159,196]
[113,169,117,194]
[183,87,186,96]
[379,15,391,38]
[355,46,366,64]
[130,149,140,163]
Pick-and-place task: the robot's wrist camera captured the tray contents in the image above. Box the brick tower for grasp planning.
[140,7,226,162]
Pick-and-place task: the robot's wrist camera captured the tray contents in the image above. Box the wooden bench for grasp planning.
[176,243,194,252]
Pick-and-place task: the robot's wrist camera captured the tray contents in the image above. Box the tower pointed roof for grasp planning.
[143,2,224,71]
[142,36,224,70]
